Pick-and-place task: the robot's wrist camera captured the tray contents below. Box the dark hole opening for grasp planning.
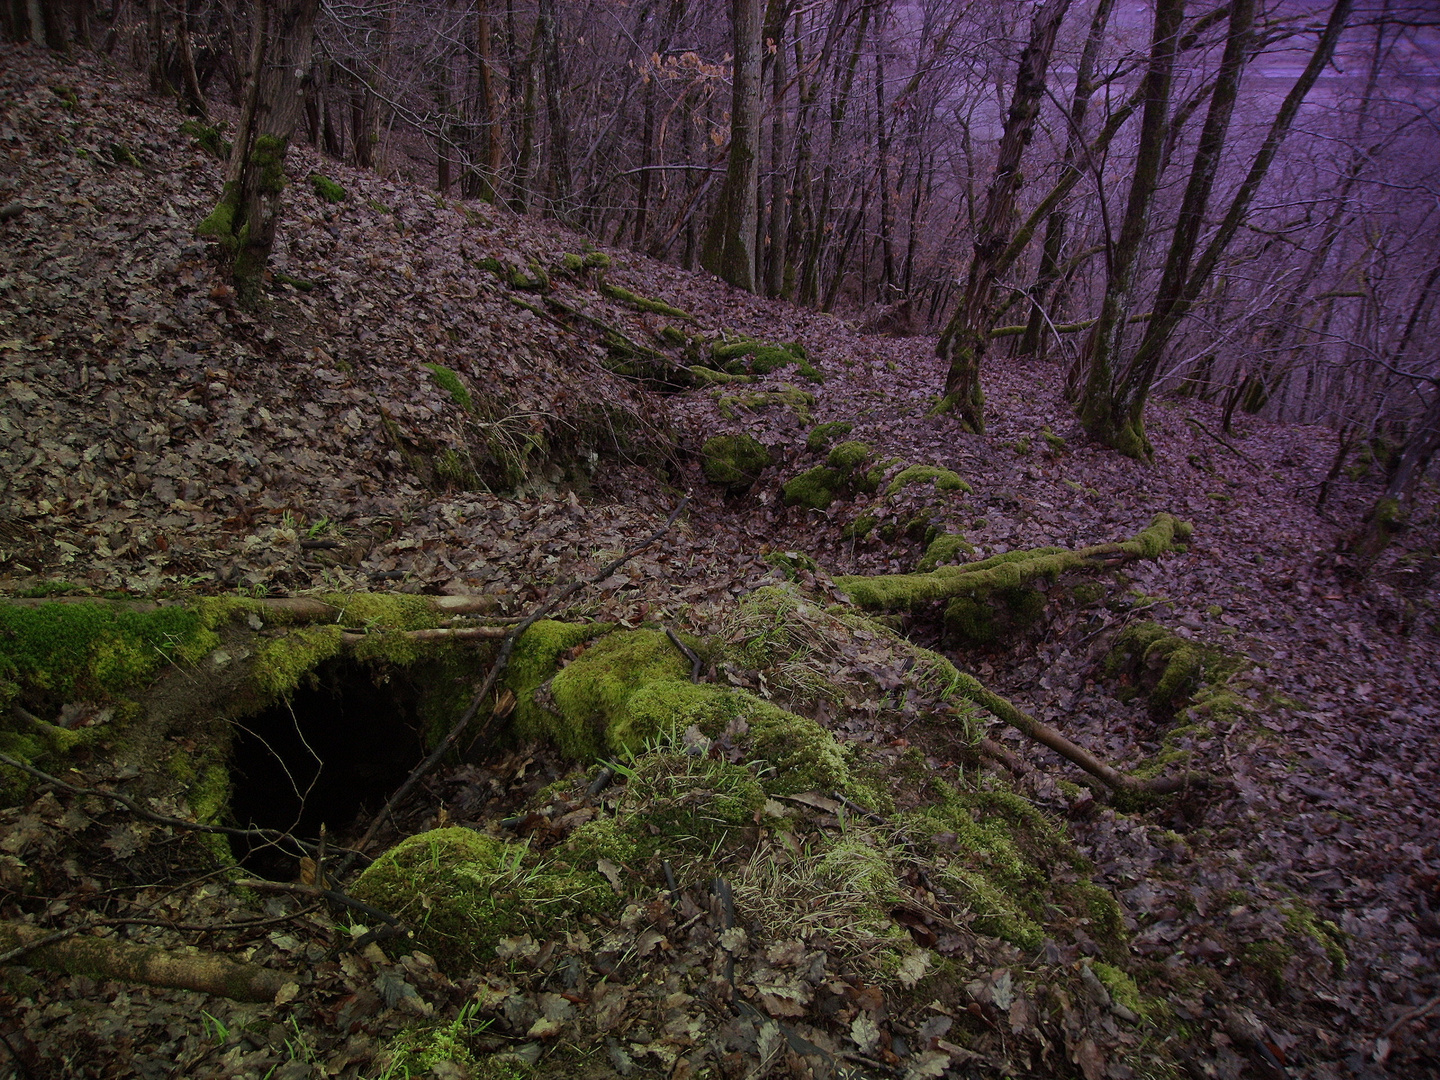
[229,658,424,875]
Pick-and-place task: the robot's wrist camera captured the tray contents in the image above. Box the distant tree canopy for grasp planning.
[8,0,1439,540]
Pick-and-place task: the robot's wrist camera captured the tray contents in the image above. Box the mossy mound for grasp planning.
[781,441,876,510]
[710,338,822,383]
[781,465,843,510]
[309,174,347,203]
[1105,620,1247,717]
[915,532,974,572]
[884,464,970,496]
[508,622,854,798]
[898,779,1124,953]
[721,584,985,740]
[713,386,815,423]
[350,827,618,974]
[701,433,772,493]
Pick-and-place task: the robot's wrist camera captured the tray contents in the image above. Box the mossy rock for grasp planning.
[916,532,974,573]
[350,827,617,973]
[701,434,772,493]
[826,440,873,472]
[885,465,970,497]
[782,466,842,511]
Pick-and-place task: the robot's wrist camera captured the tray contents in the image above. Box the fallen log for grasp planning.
[955,682,1223,797]
[833,513,1191,611]
[0,922,296,1003]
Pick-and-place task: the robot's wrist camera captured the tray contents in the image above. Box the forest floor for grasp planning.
[1,42,1438,1080]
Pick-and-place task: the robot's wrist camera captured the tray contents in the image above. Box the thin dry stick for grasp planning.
[0,753,343,857]
[1379,992,1440,1044]
[665,627,703,682]
[340,495,691,870]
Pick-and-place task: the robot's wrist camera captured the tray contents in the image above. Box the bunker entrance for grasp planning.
[229,659,427,874]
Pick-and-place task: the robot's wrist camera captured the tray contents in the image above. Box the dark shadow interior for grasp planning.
[229,659,424,874]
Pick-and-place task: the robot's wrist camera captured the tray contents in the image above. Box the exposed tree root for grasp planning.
[0,922,296,1003]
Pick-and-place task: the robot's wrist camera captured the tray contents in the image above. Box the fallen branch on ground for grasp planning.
[0,922,296,1003]
[954,686,1224,797]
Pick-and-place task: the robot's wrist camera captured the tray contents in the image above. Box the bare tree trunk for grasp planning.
[1020,0,1114,359]
[537,0,569,214]
[175,0,207,117]
[634,0,687,246]
[197,0,321,309]
[321,63,344,158]
[1346,388,1440,573]
[935,0,1073,433]
[799,0,867,307]
[468,0,503,201]
[512,14,541,213]
[146,0,169,92]
[873,3,895,295]
[700,0,763,291]
[350,1,392,171]
[1091,0,1356,458]
[762,0,790,296]
[1074,0,1184,457]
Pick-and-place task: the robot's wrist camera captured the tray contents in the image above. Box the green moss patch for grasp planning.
[179,120,230,160]
[0,601,215,716]
[806,421,854,452]
[425,363,474,412]
[309,174,347,203]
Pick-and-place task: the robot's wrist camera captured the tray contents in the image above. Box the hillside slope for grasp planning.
[2,42,1438,1079]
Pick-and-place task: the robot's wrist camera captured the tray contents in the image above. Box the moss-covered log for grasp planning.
[834,513,1191,610]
